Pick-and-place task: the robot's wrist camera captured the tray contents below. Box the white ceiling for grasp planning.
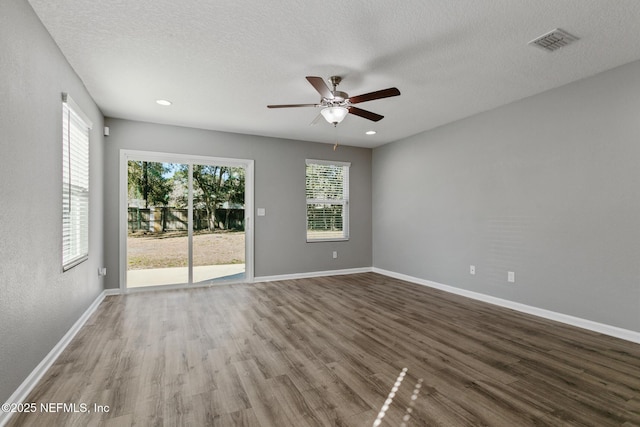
[28,0,640,148]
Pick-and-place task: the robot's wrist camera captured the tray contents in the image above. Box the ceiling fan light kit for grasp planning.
[320,106,349,124]
[268,75,401,126]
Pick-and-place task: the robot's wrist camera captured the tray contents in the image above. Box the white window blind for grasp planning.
[62,94,92,270]
[305,159,350,242]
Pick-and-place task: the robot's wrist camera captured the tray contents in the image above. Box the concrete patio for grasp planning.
[127,264,245,288]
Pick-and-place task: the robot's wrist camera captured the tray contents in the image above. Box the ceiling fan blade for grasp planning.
[348,106,384,122]
[267,103,319,108]
[306,76,334,99]
[310,113,323,126]
[349,87,400,104]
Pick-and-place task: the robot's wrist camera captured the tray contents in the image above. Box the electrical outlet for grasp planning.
[332,251,338,259]
[469,265,475,275]
[98,267,107,277]
[507,271,515,283]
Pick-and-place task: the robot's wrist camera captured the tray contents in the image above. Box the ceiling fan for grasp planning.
[267,76,401,126]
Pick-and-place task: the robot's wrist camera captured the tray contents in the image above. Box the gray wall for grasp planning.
[0,0,105,403]
[103,118,372,288]
[373,60,640,332]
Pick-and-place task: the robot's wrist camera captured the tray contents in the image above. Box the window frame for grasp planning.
[305,159,350,243]
[62,93,92,271]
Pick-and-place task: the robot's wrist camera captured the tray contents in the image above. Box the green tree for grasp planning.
[181,165,245,231]
[221,167,245,229]
[127,161,172,208]
[194,165,224,231]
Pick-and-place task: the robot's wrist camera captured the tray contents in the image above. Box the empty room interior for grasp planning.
[2,1,640,426]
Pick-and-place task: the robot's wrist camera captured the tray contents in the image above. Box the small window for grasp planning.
[62,94,92,270]
[305,159,350,242]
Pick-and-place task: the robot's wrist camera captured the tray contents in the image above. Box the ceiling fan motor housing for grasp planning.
[327,76,348,105]
[327,91,348,105]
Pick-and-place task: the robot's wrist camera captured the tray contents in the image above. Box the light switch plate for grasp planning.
[257,208,266,216]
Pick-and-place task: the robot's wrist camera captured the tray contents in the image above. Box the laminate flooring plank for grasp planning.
[415,391,487,427]
[301,386,371,426]
[162,387,194,427]
[324,361,387,410]
[512,363,637,425]
[547,347,640,389]
[389,358,518,425]
[103,372,141,420]
[130,393,164,427]
[102,413,133,427]
[269,375,326,427]
[183,341,217,396]
[208,408,262,427]
[316,371,374,418]
[233,358,294,427]
[209,360,252,415]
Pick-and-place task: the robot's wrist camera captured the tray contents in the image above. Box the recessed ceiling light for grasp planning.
[366,130,376,135]
[156,99,172,106]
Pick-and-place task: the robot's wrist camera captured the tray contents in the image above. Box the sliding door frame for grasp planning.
[119,149,254,292]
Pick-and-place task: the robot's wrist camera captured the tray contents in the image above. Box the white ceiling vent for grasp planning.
[529,28,579,52]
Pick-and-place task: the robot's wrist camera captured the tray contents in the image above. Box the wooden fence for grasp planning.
[128,207,244,232]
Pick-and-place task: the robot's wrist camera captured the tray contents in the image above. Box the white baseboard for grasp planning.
[373,267,640,344]
[0,290,108,427]
[255,267,373,283]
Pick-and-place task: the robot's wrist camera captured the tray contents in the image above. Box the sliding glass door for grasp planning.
[126,161,188,287]
[121,151,253,289]
[191,163,246,283]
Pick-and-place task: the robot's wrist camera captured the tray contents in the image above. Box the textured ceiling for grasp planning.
[28,0,640,148]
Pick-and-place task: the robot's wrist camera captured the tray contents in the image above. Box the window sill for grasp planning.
[306,238,349,243]
[63,255,88,272]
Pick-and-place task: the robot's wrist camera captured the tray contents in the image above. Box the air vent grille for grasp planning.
[529,28,578,52]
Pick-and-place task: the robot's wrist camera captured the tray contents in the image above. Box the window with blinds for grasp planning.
[305,159,350,242]
[62,94,92,270]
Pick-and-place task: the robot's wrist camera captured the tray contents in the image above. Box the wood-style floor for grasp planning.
[7,273,640,426]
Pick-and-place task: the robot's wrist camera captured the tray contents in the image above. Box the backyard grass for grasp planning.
[127,230,245,269]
